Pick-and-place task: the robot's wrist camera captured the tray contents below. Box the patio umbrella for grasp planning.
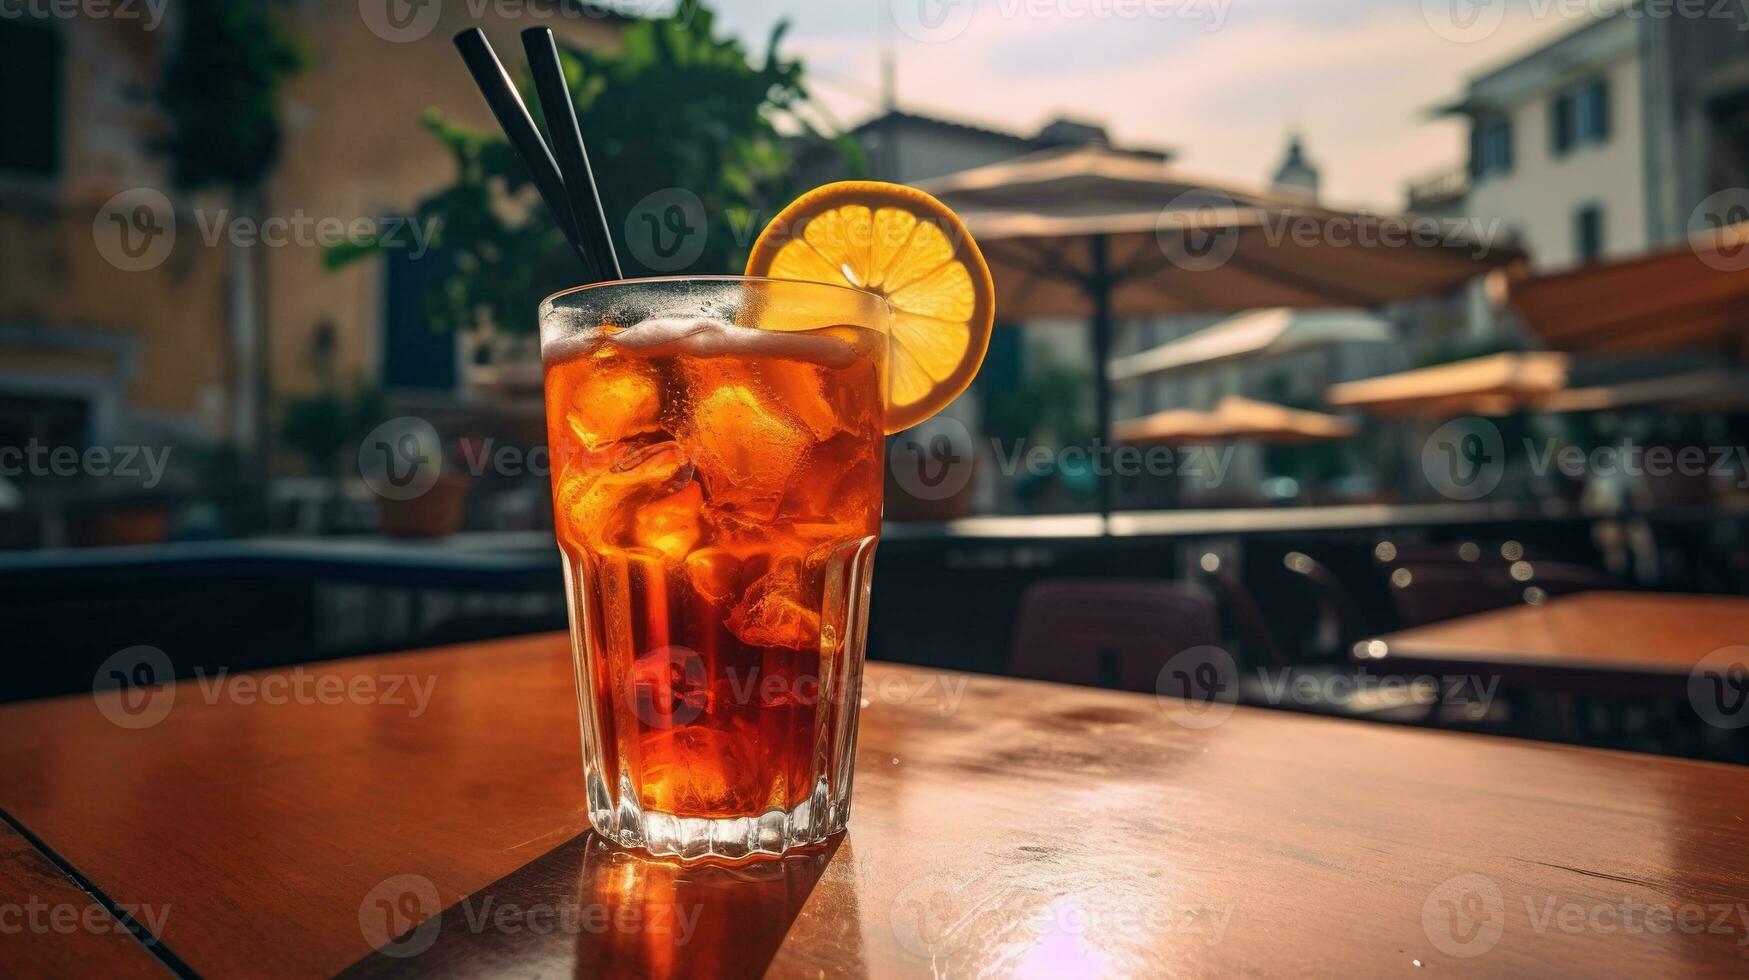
[1113,395,1356,445]
[1324,352,1570,418]
[1538,368,1749,414]
[1108,307,1391,382]
[916,143,1520,513]
[1508,221,1749,355]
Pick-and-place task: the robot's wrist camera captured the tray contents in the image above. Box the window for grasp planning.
[1574,204,1605,263]
[0,20,63,176]
[1472,117,1513,179]
[1550,77,1610,157]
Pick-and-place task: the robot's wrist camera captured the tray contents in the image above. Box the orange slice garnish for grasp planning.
[746,181,995,433]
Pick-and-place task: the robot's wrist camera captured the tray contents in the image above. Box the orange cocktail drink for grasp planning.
[542,182,994,862]
[541,278,887,860]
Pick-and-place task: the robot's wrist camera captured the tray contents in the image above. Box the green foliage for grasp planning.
[332,0,850,335]
[278,383,385,479]
[983,355,1096,449]
[158,0,305,190]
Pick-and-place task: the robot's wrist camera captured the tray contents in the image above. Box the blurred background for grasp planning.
[5,0,1749,757]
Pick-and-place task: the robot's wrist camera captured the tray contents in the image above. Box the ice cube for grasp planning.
[560,353,663,452]
[680,381,811,520]
[637,725,752,813]
[726,557,822,651]
[555,440,693,551]
[633,481,702,560]
[778,432,883,532]
[757,358,842,441]
[684,547,740,606]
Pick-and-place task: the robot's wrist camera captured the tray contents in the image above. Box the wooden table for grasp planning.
[1362,591,1749,698]
[4,633,1749,977]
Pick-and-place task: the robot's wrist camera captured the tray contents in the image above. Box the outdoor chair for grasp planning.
[1202,568,1434,725]
[1278,551,1369,660]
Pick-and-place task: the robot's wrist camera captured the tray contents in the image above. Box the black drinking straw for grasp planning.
[521,27,624,281]
[451,28,597,276]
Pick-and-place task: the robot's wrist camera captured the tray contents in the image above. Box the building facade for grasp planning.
[0,4,619,459]
[1426,2,1749,271]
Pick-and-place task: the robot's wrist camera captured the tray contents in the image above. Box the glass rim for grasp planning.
[540,274,885,309]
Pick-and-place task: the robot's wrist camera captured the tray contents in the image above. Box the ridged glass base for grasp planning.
[584,772,849,862]
[560,536,876,863]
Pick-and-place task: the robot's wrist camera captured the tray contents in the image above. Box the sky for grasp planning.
[700,0,1600,210]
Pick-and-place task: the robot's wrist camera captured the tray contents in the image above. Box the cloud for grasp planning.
[727,0,1590,209]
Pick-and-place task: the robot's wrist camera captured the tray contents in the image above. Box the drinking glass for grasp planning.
[539,276,888,861]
